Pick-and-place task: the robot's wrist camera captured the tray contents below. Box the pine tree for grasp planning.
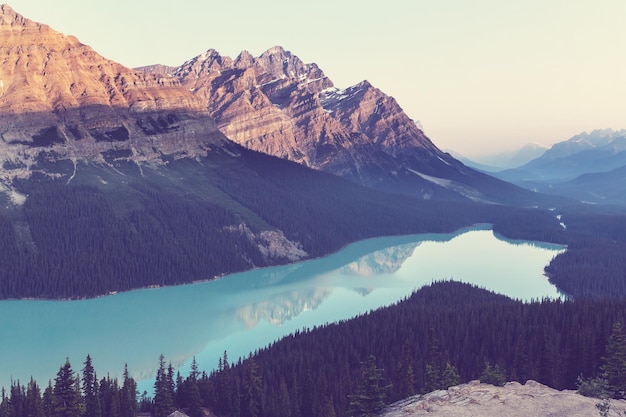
[99,375,120,417]
[10,380,26,417]
[186,358,202,417]
[276,377,291,417]
[216,352,233,417]
[82,355,101,417]
[300,361,315,417]
[601,321,626,398]
[52,359,82,417]
[42,382,53,417]
[538,327,556,386]
[479,362,506,387]
[440,361,461,389]
[241,357,263,417]
[348,355,388,417]
[395,340,415,399]
[120,365,137,417]
[25,378,44,417]
[0,388,11,417]
[153,355,175,417]
[423,329,443,393]
[511,335,530,383]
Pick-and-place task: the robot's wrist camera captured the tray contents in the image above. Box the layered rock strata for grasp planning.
[0,4,227,183]
[153,46,477,198]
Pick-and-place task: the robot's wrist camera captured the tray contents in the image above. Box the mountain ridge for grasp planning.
[0,3,229,189]
[0,5,550,299]
[491,128,626,203]
[138,47,566,207]
[496,128,626,183]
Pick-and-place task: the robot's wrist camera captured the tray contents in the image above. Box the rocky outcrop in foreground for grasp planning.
[382,380,625,417]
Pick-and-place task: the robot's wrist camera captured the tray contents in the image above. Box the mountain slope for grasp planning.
[495,129,626,185]
[466,143,549,171]
[140,47,562,207]
[0,3,228,189]
[0,5,553,299]
[545,164,626,205]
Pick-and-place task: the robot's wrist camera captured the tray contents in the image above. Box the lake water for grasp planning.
[0,225,565,392]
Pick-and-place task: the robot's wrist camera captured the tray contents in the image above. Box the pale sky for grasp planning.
[6,0,626,158]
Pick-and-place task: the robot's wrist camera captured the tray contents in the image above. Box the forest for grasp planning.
[4,282,626,417]
[1,146,626,417]
[0,149,573,300]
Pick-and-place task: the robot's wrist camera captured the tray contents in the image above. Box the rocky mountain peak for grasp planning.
[176,48,233,78]
[165,46,512,201]
[0,4,81,52]
[234,50,254,69]
[1,3,31,26]
[138,43,550,204]
[0,5,227,186]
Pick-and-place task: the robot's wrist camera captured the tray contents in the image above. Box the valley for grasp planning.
[0,4,625,417]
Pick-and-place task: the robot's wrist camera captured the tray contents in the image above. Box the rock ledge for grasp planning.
[382,380,626,417]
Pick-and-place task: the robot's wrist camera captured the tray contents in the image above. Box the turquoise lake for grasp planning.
[0,225,565,392]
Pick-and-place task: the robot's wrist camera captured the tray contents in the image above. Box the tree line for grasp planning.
[0,356,138,417]
[5,281,626,417]
[0,150,566,300]
[189,281,626,416]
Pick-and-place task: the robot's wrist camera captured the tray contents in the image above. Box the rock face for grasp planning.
[169,46,457,192]
[158,46,556,205]
[0,4,227,184]
[382,380,625,417]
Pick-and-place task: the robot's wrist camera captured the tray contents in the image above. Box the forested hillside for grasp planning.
[0,148,562,300]
[544,207,626,298]
[188,281,626,416]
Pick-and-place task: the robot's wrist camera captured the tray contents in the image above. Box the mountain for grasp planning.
[138,47,562,206]
[495,129,626,185]
[0,3,234,192]
[489,129,626,204]
[443,150,502,172]
[545,164,626,205]
[0,4,544,299]
[468,143,549,171]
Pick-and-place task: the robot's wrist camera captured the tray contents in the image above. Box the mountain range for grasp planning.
[493,129,626,204]
[2,5,626,417]
[453,143,549,172]
[137,48,558,206]
[0,4,570,298]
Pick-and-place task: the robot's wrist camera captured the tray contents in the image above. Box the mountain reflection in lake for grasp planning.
[0,226,565,392]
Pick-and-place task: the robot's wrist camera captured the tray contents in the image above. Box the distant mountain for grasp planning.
[478,143,548,171]
[495,129,626,185]
[463,143,549,171]
[542,165,626,205]
[137,47,563,207]
[446,150,506,172]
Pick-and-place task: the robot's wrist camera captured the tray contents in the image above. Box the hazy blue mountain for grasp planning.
[444,150,503,172]
[535,164,626,205]
[494,129,626,186]
[469,143,549,170]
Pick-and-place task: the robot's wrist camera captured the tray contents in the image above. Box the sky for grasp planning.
[6,0,626,159]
